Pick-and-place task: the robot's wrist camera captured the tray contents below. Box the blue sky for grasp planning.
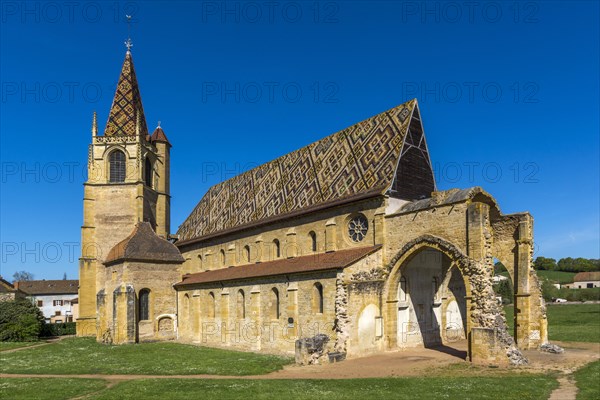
[1,1,598,280]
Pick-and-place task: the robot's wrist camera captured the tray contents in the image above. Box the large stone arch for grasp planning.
[383,235,526,365]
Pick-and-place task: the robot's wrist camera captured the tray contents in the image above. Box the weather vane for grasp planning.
[124,15,133,52]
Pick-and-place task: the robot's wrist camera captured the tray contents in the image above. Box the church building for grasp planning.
[77,46,548,365]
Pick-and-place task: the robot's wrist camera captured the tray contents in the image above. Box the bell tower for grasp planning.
[77,45,172,337]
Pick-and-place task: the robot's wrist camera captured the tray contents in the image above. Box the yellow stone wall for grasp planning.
[97,260,180,344]
[177,272,338,355]
[178,197,385,274]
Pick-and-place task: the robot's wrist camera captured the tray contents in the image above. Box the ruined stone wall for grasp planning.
[382,196,528,365]
[340,250,385,357]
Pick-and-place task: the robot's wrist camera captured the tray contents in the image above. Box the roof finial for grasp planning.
[157,120,161,128]
[124,15,133,53]
[92,111,98,137]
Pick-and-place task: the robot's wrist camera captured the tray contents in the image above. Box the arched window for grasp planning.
[273,239,280,259]
[309,231,317,252]
[220,249,226,267]
[139,288,150,320]
[208,292,215,318]
[144,157,153,188]
[271,288,280,319]
[183,293,190,322]
[237,290,245,319]
[312,282,324,314]
[197,254,203,270]
[243,245,250,263]
[109,150,126,183]
[399,276,407,302]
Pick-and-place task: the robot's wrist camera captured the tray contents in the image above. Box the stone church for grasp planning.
[76,47,548,365]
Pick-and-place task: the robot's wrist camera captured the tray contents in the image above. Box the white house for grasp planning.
[563,272,600,289]
[15,280,79,323]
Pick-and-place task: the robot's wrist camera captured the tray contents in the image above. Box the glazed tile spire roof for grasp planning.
[103,51,148,136]
[177,98,435,243]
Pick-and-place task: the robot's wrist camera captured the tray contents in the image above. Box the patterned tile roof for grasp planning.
[177,99,434,242]
[103,51,148,137]
[175,245,381,286]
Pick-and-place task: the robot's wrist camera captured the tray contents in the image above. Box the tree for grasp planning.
[0,299,44,341]
[12,271,34,282]
[494,261,507,274]
[533,257,557,271]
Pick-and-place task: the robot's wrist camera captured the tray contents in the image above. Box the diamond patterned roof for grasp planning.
[104,51,148,136]
[177,99,435,243]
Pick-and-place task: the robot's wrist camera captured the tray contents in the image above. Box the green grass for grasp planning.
[497,270,576,284]
[0,378,106,400]
[85,376,558,400]
[575,361,600,400]
[0,337,292,375]
[536,270,576,284]
[0,341,42,351]
[504,303,600,342]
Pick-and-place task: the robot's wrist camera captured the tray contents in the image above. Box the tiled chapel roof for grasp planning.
[177,98,433,243]
[103,51,149,137]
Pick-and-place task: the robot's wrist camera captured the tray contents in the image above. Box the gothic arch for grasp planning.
[384,235,474,303]
[382,234,522,363]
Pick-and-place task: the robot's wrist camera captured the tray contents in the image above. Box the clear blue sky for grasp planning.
[1,1,598,280]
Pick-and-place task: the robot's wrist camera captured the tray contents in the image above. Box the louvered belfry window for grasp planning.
[109,150,126,183]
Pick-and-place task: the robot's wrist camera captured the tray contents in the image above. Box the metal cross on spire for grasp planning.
[124,15,133,52]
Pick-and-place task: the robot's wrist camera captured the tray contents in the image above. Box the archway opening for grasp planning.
[493,258,516,340]
[395,248,467,359]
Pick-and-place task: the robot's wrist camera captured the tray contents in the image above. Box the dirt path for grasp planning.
[0,336,67,354]
[548,374,578,400]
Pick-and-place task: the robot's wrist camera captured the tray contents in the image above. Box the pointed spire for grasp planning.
[151,123,170,144]
[91,111,98,136]
[103,51,148,137]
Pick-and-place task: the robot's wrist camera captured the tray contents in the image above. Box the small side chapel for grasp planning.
[77,45,548,365]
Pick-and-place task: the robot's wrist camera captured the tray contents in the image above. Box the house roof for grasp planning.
[177,98,435,244]
[0,276,17,293]
[175,245,381,287]
[105,222,184,265]
[103,50,148,137]
[573,271,600,282]
[16,280,79,295]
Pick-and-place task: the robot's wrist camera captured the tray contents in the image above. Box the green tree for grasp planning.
[494,261,507,274]
[0,299,44,342]
[533,257,557,271]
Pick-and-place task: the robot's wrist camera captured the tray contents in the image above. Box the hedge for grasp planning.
[40,322,76,337]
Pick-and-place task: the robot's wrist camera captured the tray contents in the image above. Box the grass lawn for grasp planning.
[575,360,600,400]
[497,270,577,284]
[0,378,106,400]
[536,270,576,284]
[0,341,43,351]
[85,376,558,400]
[0,337,292,375]
[504,303,600,342]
